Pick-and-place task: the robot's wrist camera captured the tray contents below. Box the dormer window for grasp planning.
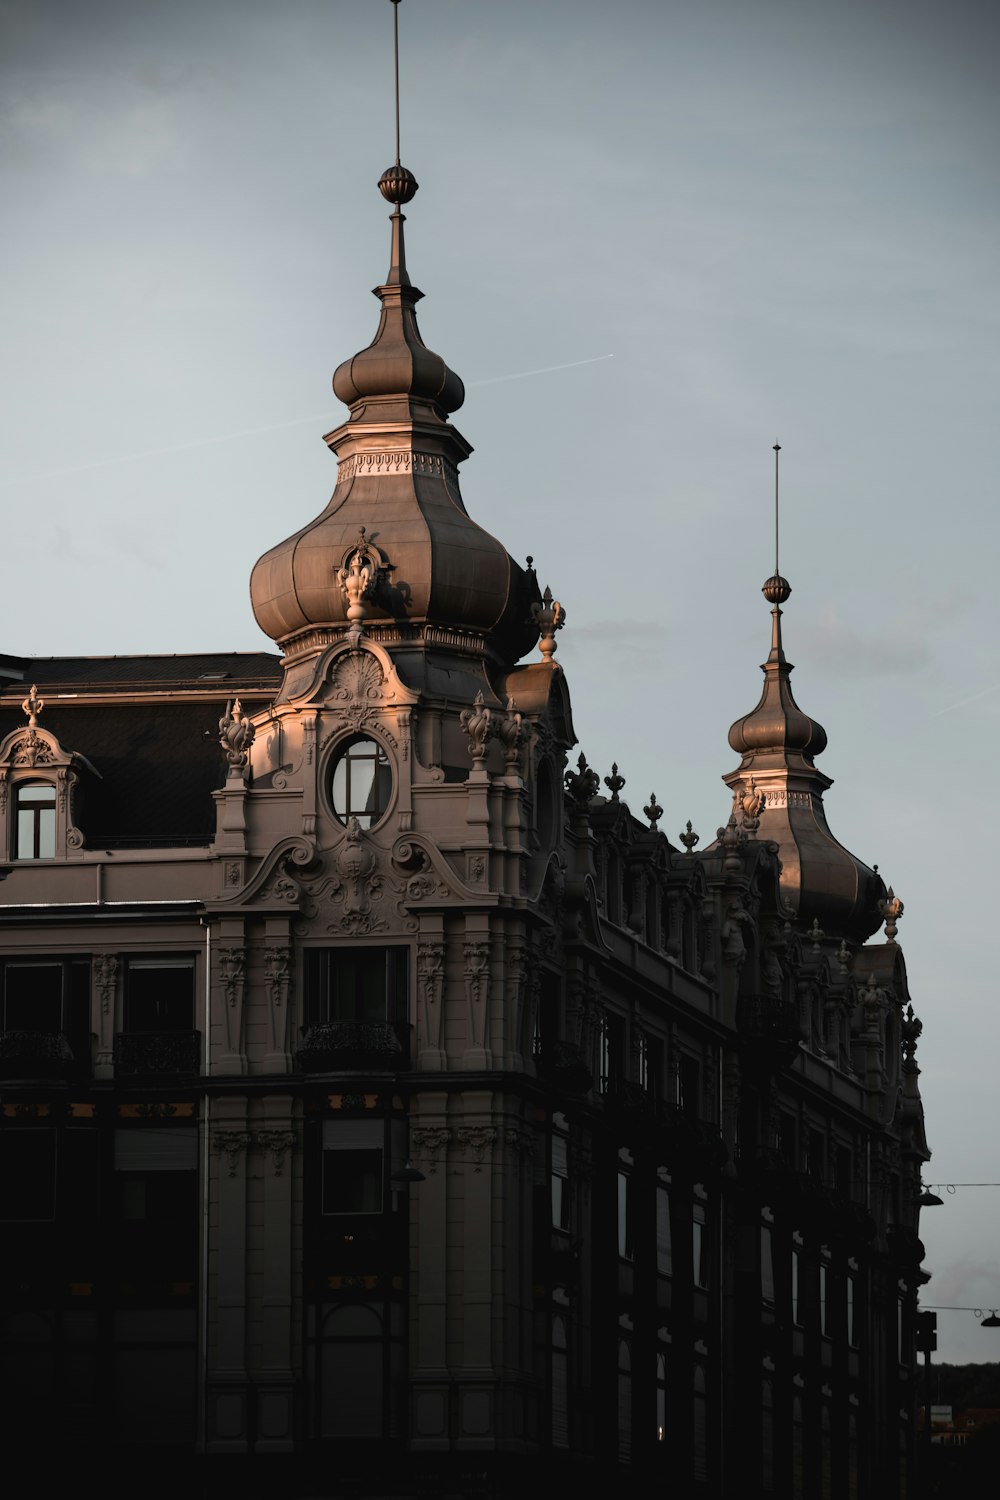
[15,782,56,859]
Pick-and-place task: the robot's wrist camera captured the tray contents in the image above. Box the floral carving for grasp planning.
[416,941,445,1054]
[411,1125,451,1174]
[457,1125,497,1170]
[256,1129,296,1176]
[93,953,119,1016]
[218,947,246,1008]
[213,1130,252,1177]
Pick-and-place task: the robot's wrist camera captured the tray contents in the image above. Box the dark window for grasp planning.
[305,947,407,1027]
[693,1200,710,1289]
[599,1013,624,1097]
[2,958,89,1034]
[322,1121,384,1215]
[125,958,195,1032]
[618,1168,636,1261]
[14,783,55,859]
[761,1224,775,1304]
[835,1142,853,1197]
[678,1054,701,1117]
[330,736,392,829]
[656,1183,672,1275]
[114,1129,199,1293]
[806,1126,826,1182]
[551,1134,570,1231]
[0,1129,57,1220]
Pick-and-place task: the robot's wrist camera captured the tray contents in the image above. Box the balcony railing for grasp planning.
[296,1021,411,1072]
[114,1031,201,1076]
[0,1029,87,1081]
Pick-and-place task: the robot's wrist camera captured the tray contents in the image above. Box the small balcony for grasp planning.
[0,1029,89,1081]
[114,1030,201,1076]
[296,1021,411,1072]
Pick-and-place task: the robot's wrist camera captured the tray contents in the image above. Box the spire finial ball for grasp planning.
[762,573,791,605]
[378,163,418,206]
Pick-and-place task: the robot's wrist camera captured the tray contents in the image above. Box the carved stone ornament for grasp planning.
[737,776,767,833]
[93,953,119,1017]
[459,691,492,767]
[530,584,565,661]
[219,946,246,1007]
[329,816,387,934]
[327,649,385,713]
[416,941,445,1055]
[12,730,56,768]
[878,886,904,944]
[213,1130,252,1177]
[22,684,44,726]
[411,1125,451,1174]
[496,696,523,769]
[679,820,699,854]
[644,793,663,832]
[256,1129,296,1176]
[218,698,255,773]
[457,1125,497,1170]
[337,527,376,641]
[604,763,626,802]
[564,752,599,807]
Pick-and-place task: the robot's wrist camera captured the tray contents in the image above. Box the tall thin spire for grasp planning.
[773,440,781,577]
[378,1,418,213]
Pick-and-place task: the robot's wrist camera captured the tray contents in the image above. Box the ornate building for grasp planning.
[0,85,929,1500]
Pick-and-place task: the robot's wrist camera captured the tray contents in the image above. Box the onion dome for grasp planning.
[722,573,885,943]
[250,178,539,667]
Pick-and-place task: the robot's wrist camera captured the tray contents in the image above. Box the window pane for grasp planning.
[761,1226,775,1303]
[0,1130,57,1220]
[4,964,63,1031]
[331,738,392,829]
[126,961,194,1032]
[322,1147,383,1214]
[656,1187,672,1275]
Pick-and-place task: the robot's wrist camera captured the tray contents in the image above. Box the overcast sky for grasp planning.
[3,0,999,1362]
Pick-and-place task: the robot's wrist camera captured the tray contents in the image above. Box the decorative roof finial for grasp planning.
[22,684,44,727]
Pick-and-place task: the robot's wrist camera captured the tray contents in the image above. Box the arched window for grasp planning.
[14,783,55,859]
[330,736,392,829]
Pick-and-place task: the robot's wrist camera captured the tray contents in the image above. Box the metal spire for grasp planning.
[392,0,401,167]
[378,1,418,209]
[773,441,781,578]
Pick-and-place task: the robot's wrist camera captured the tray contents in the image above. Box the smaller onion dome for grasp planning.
[722,574,883,943]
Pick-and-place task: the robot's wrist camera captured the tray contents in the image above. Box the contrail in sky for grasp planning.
[468,353,614,387]
[3,355,613,486]
[934,682,1000,715]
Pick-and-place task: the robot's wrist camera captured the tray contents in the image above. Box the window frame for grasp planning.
[328,734,393,830]
[13,781,56,860]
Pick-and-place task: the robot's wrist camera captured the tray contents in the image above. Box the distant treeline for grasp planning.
[925,1362,1000,1408]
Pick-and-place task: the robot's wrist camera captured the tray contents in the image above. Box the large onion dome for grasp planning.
[250,186,539,667]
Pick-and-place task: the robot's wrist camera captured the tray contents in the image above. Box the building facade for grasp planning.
[0,151,930,1497]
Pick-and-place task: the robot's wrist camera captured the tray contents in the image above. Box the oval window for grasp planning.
[330,736,392,829]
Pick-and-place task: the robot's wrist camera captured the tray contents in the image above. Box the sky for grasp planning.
[2,0,999,1362]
